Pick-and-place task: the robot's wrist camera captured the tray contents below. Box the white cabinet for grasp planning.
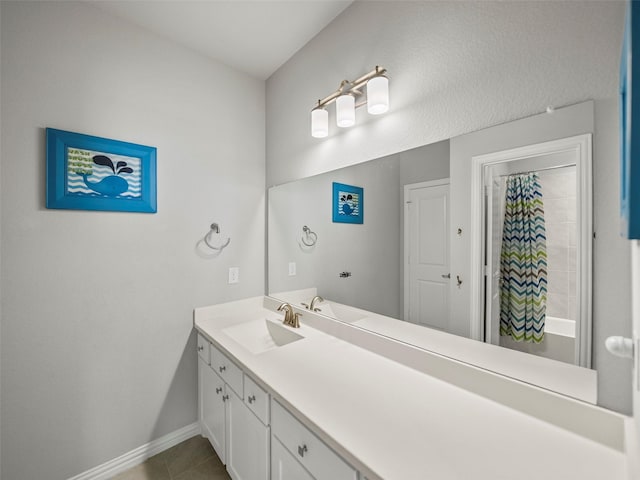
[244,374,270,425]
[271,400,357,480]
[211,343,243,397]
[198,331,359,480]
[227,388,270,480]
[199,356,226,462]
[199,339,269,480]
[271,435,315,480]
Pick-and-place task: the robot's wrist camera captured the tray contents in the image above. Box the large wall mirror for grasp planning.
[267,100,625,412]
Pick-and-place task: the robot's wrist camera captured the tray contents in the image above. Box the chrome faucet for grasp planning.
[277,303,302,328]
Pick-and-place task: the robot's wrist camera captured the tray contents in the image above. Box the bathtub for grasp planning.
[500,315,577,364]
[545,316,576,338]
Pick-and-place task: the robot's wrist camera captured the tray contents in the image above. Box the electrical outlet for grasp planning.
[228,267,239,284]
[288,262,296,276]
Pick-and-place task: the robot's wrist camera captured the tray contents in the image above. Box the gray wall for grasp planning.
[633,240,640,440]
[266,2,630,413]
[0,3,3,475]
[266,1,624,186]
[0,3,265,479]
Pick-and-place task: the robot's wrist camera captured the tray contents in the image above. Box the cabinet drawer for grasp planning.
[197,333,210,365]
[244,374,270,425]
[271,400,357,480]
[211,344,243,398]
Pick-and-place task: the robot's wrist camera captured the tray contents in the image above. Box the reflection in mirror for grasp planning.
[268,140,449,320]
[473,135,592,371]
[267,102,615,409]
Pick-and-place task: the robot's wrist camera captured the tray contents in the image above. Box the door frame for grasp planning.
[469,134,592,367]
[403,178,450,323]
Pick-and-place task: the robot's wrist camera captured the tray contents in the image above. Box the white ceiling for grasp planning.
[92,1,353,80]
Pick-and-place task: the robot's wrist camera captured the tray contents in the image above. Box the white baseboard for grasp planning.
[67,422,201,480]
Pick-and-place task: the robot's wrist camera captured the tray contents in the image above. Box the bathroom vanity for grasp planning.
[195,296,633,480]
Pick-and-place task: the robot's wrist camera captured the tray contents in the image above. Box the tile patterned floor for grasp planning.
[112,435,231,480]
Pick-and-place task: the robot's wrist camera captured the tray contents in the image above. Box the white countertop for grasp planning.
[272,287,597,404]
[194,296,627,480]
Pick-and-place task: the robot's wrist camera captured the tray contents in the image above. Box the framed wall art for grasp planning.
[332,182,363,224]
[620,0,640,238]
[46,128,157,213]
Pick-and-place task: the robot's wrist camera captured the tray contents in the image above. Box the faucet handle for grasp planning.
[291,312,302,328]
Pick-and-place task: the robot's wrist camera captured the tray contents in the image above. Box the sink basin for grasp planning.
[222,318,304,354]
[324,302,368,323]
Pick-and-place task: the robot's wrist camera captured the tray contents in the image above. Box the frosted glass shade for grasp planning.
[367,75,389,115]
[311,108,328,138]
[336,94,355,127]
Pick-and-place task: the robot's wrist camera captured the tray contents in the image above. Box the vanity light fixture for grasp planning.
[310,66,389,138]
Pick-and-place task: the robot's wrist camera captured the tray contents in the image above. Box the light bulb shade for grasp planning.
[367,75,389,115]
[311,108,328,138]
[336,94,355,127]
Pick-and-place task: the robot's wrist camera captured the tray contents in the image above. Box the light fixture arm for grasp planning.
[314,66,387,110]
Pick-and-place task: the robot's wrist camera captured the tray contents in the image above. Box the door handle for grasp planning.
[441,273,451,279]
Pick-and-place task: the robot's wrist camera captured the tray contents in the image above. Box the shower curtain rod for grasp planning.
[497,163,576,178]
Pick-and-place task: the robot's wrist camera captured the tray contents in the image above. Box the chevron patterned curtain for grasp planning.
[499,173,547,343]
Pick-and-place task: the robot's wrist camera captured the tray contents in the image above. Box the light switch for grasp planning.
[228,267,239,284]
[288,262,296,276]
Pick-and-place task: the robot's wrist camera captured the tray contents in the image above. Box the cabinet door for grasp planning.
[271,400,356,480]
[226,389,269,480]
[271,435,314,480]
[201,361,226,463]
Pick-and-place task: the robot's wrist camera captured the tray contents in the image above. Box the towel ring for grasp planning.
[301,225,317,247]
[203,223,231,251]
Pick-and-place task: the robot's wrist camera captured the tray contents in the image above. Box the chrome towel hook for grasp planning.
[301,225,317,247]
[203,223,230,251]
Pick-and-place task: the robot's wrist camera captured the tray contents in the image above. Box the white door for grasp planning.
[226,389,270,480]
[201,362,226,463]
[404,180,450,330]
[270,435,314,480]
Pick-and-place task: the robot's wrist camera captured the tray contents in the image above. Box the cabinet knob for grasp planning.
[248,395,256,404]
[297,444,308,457]
[219,366,226,373]
[222,394,229,402]
[197,345,204,351]
[215,387,222,394]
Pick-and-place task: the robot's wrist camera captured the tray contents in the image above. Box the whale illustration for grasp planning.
[78,154,134,197]
[82,174,129,197]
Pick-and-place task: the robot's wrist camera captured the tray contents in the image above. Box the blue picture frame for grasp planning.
[332,182,363,224]
[620,1,640,238]
[46,128,157,213]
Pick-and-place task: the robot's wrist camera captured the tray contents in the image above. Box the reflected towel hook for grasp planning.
[203,223,230,251]
[301,225,317,247]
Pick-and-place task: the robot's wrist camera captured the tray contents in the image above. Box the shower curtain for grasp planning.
[499,173,547,343]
